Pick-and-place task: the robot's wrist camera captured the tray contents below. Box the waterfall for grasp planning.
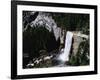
[58,31,73,62]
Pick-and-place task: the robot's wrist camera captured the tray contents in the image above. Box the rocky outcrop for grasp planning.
[72,32,88,55]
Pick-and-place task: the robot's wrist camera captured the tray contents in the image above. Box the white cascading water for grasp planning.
[58,31,73,62]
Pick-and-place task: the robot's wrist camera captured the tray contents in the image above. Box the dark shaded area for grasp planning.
[23,25,60,68]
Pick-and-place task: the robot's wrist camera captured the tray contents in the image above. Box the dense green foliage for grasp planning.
[69,39,89,66]
[23,25,60,68]
[52,13,89,34]
[23,25,60,56]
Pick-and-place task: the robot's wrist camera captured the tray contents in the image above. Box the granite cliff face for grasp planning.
[23,12,62,41]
